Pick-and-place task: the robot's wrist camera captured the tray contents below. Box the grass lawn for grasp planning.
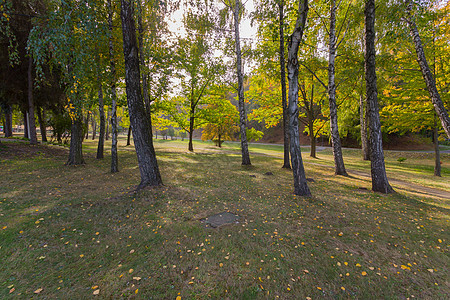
[0,136,449,299]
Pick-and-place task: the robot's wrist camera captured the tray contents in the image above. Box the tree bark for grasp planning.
[36,106,47,142]
[120,0,162,188]
[105,108,110,140]
[23,109,29,139]
[91,116,96,140]
[287,0,311,196]
[188,120,194,151]
[138,0,152,117]
[309,122,316,158]
[233,0,251,165]
[84,111,90,140]
[433,115,441,177]
[4,104,13,137]
[27,56,37,145]
[279,1,291,169]
[127,126,132,145]
[97,76,105,159]
[405,3,450,139]
[109,0,119,173]
[66,116,85,165]
[328,0,347,175]
[360,91,370,160]
[365,0,393,193]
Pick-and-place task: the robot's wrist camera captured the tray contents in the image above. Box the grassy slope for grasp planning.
[0,137,449,299]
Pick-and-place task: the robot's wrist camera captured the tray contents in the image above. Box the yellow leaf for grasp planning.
[356,263,361,267]
[34,288,43,294]
[362,271,367,276]
[341,287,345,291]
[438,239,442,243]
[129,269,134,274]
[219,263,223,267]
[317,287,322,290]
[95,232,99,235]
[135,289,138,294]
[93,289,100,295]
[79,254,84,258]
[133,277,141,281]
[427,269,434,273]
[92,286,98,290]
[176,297,182,300]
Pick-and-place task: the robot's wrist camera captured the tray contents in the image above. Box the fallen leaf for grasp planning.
[92,285,98,290]
[356,263,361,267]
[34,288,43,294]
[79,254,84,258]
[93,289,100,295]
[362,271,367,276]
[219,263,223,267]
[427,269,434,273]
[130,249,135,254]
[176,297,181,300]
[341,287,345,291]
[129,269,134,274]
[9,288,15,294]
[133,277,141,281]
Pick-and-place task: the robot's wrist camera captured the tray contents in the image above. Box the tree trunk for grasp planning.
[433,115,441,177]
[23,109,29,139]
[360,92,370,160]
[287,0,311,196]
[91,116,96,140]
[66,117,85,165]
[109,0,119,173]
[405,3,450,139]
[126,126,132,145]
[138,0,152,117]
[84,111,90,140]
[365,0,393,193]
[97,76,105,159]
[4,104,13,137]
[233,0,251,165]
[328,0,347,176]
[27,56,38,145]
[36,106,47,142]
[188,106,195,151]
[120,0,162,188]
[279,2,291,169]
[105,108,110,140]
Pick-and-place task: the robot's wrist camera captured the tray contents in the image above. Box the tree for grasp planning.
[364,0,393,193]
[201,85,239,147]
[221,0,251,165]
[287,0,311,196]
[404,0,450,139]
[251,0,291,168]
[120,0,162,188]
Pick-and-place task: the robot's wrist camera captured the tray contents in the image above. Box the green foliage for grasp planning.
[246,127,264,142]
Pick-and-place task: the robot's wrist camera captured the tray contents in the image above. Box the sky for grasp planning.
[167,0,257,40]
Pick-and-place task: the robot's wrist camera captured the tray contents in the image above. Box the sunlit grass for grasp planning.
[0,137,448,298]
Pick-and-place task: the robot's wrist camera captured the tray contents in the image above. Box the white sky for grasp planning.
[167,0,257,40]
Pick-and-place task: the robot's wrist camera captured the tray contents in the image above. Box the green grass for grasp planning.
[0,137,449,299]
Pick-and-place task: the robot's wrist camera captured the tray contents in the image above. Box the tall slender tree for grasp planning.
[287,0,311,196]
[364,0,393,193]
[120,0,162,188]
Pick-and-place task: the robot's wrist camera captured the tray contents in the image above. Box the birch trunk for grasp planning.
[359,92,370,160]
[97,76,105,159]
[279,2,290,169]
[109,0,119,173]
[287,0,311,196]
[433,116,441,177]
[27,56,37,145]
[138,0,152,117]
[120,0,162,188]
[405,3,450,139]
[365,0,393,193]
[233,0,251,165]
[328,0,347,175]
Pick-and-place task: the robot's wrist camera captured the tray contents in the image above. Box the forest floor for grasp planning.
[0,136,449,299]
